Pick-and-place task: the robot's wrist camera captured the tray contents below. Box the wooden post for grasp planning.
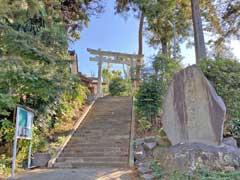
[191,0,206,64]
[97,60,103,98]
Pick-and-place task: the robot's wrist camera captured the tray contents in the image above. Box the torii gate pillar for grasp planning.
[97,60,103,98]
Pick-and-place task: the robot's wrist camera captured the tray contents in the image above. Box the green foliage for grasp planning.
[150,161,164,179]
[0,94,16,116]
[48,135,67,157]
[149,163,240,180]
[169,168,240,180]
[109,77,127,96]
[0,1,93,176]
[138,117,152,133]
[0,119,14,142]
[135,75,161,121]
[226,119,240,137]
[194,169,240,180]
[135,54,181,123]
[213,0,240,42]
[0,154,11,177]
[200,58,240,137]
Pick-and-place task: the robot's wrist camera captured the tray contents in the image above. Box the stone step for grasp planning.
[71,135,130,139]
[53,161,128,168]
[60,151,129,157]
[57,156,128,163]
[72,134,130,139]
[63,145,126,150]
[85,120,131,123]
[76,122,130,130]
[67,141,129,146]
[54,96,132,168]
[74,129,130,133]
[73,132,130,137]
[63,148,128,154]
[64,142,129,149]
[68,138,129,144]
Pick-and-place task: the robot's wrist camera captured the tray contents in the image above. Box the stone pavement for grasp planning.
[10,167,133,180]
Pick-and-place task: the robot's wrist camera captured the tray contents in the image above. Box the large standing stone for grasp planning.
[162,65,226,146]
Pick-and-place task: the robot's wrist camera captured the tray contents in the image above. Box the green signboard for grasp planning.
[16,106,34,139]
[12,106,35,177]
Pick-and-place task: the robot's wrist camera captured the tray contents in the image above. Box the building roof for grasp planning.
[78,72,106,85]
[78,72,92,83]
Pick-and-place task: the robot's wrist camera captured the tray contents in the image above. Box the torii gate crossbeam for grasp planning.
[87,48,144,98]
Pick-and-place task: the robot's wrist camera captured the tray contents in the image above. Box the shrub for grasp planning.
[150,161,164,179]
[138,117,152,133]
[200,58,240,137]
[0,154,11,177]
[109,77,127,96]
[135,75,162,122]
[148,163,240,180]
[135,54,181,124]
[0,119,14,142]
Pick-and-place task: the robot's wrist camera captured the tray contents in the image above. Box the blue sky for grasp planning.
[69,0,239,77]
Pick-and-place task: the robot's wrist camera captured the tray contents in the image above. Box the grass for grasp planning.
[150,161,240,180]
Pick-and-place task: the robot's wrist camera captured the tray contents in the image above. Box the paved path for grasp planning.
[12,168,133,180]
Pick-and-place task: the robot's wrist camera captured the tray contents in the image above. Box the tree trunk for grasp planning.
[136,13,144,86]
[162,41,168,57]
[191,0,206,64]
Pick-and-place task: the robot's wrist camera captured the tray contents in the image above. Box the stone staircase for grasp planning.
[53,96,132,168]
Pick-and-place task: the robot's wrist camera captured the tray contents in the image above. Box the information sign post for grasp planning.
[11,106,34,177]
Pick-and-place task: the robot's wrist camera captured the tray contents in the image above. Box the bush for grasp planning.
[200,58,240,137]
[149,163,240,180]
[138,117,152,133]
[135,75,162,122]
[135,54,181,124]
[150,161,164,179]
[109,77,127,96]
[0,154,11,177]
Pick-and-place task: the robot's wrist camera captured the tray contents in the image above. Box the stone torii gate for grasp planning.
[87,48,144,98]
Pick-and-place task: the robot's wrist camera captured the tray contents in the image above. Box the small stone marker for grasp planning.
[32,153,51,167]
[162,65,226,146]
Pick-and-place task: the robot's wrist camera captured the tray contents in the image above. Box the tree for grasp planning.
[131,0,193,58]
[191,0,206,63]
[109,77,127,96]
[115,0,144,85]
[214,0,240,44]
[0,0,101,170]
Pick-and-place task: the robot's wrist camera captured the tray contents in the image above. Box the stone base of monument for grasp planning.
[153,140,240,173]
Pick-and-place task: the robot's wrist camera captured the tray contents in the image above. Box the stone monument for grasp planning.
[134,65,240,174]
[162,65,226,146]
[154,65,240,172]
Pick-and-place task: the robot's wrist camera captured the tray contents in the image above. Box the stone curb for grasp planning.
[47,100,96,168]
